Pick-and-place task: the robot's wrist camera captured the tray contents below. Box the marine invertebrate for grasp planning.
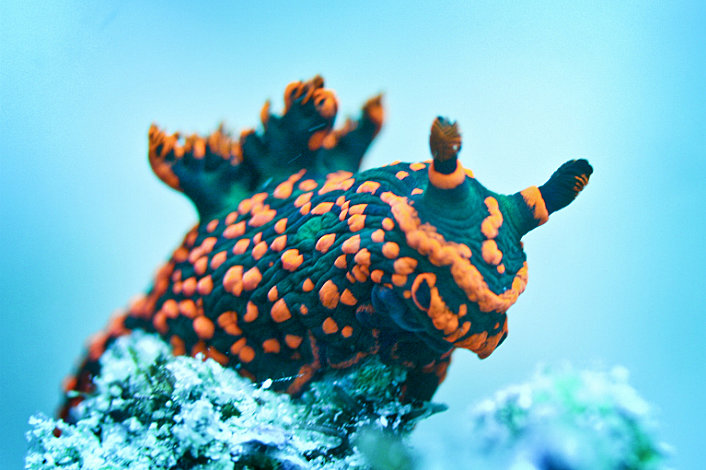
[61,76,592,419]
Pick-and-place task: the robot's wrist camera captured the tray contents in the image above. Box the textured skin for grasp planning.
[61,77,592,419]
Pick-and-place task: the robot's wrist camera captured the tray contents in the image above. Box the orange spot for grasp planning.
[252,241,268,260]
[392,273,407,286]
[273,180,294,199]
[253,232,262,244]
[302,278,315,292]
[357,181,381,194]
[394,257,418,275]
[298,179,318,191]
[294,192,313,208]
[429,161,466,189]
[311,202,335,215]
[263,338,281,353]
[197,276,213,295]
[395,170,409,180]
[341,326,353,338]
[459,304,467,317]
[281,249,304,271]
[242,267,262,290]
[182,277,197,297]
[403,290,411,299]
[271,298,292,322]
[185,230,198,247]
[411,188,424,195]
[346,272,357,283]
[217,311,242,336]
[371,229,385,243]
[249,207,277,227]
[239,345,255,363]
[334,254,347,269]
[171,269,182,282]
[354,248,371,266]
[270,234,287,252]
[274,218,288,234]
[341,234,361,254]
[482,240,503,265]
[319,280,340,309]
[162,299,179,318]
[322,317,339,334]
[206,219,219,233]
[348,214,366,231]
[152,312,168,334]
[201,237,217,253]
[268,285,279,302]
[238,192,267,214]
[223,265,244,296]
[223,220,245,238]
[382,217,395,231]
[299,201,311,215]
[340,289,357,306]
[233,239,251,255]
[194,257,208,275]
[409,162,426,171]
[497,264,506,274]
[348,204,367,215]
[173,246,189,263]
[318,177,354,195]
[230,337,247,355]
[244,301,258,322]
[193,316,215,340]
[179,299,198,318]
[352,265,369,282]
[308,129,327,151]
[210,251,228,270]
[207,347,229,366]
[316,233,336,253]
[285,334,303,349]
[382,241,399,258]
[520,186,549,225]
[481,197,503,239]
[170,335,186,356]
[225,211,239,225]
[371,269,384,283]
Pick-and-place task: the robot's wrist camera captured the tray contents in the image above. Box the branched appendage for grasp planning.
[148,76,385,222]
[148,124,243,192]
[318,94,385,173]
[148,124,247,220]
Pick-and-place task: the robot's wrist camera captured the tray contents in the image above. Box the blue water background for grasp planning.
[2,2,704,468]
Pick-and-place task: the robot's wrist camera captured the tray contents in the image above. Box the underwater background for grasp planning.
[1,1,704,468]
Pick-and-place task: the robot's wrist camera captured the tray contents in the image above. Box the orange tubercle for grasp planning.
[281,249,304,271]
[319,280,340,309]
[322,317,339,334]
[316,233,336,253]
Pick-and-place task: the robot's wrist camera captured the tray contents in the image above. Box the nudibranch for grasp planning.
[61,76,592,419]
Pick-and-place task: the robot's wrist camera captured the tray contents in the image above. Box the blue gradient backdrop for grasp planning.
[2,2,704,468]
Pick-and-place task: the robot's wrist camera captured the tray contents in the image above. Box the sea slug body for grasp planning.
[61,76,592,419]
